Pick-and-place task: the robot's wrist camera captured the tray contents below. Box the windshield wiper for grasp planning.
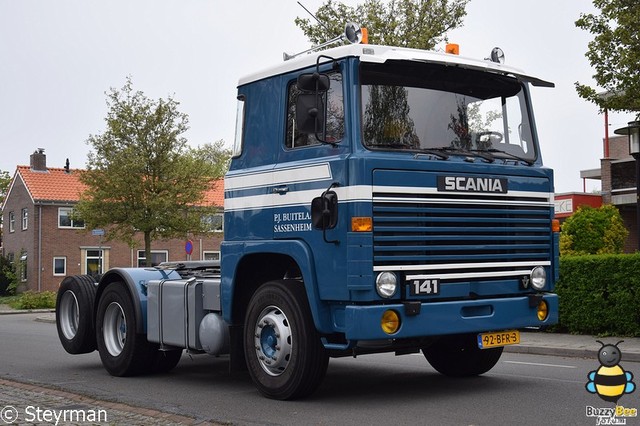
[415,149,450,160]
[469,149,496,163]
[486,148,534,166]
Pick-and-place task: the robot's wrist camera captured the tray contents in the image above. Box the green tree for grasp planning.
[0,170,11,242]
[195,139,232,179]
[0,254,16,296]
[75,78,224,266]
[575,0,640,115]
[295,0,468,50]
[0,170,10,205]
[560,204,628,256]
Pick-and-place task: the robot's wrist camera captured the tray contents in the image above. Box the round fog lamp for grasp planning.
[537,300,549,321]
[381,310,401,334]
[376,272,397,298]
[530,266,547,290]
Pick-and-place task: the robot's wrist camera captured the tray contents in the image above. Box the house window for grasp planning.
[19,252,27,282]
[8,211,15,233]
[203,251,220,261]
[137,250,168,267]
[85,249,103,278]
[53,257,67,276]
[58,207,85,229]
[203,213,223,232]
[21,208,28,230]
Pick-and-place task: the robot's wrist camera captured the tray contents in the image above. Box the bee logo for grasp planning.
[586,340,636,403]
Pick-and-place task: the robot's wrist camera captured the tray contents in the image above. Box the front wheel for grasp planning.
[244,280,328,400]
[96,282,156,376]
[422,333,503,377]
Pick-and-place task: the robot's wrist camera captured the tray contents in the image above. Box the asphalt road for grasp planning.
[0,313,637,426]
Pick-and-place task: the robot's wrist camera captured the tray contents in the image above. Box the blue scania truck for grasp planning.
[56,28,559,400]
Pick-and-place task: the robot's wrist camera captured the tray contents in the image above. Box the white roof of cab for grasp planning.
[238,43,554,88]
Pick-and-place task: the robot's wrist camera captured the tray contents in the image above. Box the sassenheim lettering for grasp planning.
[437,176,508,193]
[274,223,312,233]
[24,406,108,426]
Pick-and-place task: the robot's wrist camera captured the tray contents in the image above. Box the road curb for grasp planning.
[0,309,55,315]
[505,343,640,363]
[35,314,56,324]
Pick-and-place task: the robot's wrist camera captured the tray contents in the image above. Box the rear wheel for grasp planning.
[422,333,503,377]
[244,280,329,400]
[96,282,156,376]
[56,275,97,354]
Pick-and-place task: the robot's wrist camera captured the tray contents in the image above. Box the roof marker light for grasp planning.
[445,43,459,55]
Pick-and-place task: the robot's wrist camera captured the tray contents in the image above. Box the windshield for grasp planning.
[360,61,537,162]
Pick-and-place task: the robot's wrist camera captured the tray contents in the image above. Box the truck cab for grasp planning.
[222,42,558,395]
[56,37,558,401]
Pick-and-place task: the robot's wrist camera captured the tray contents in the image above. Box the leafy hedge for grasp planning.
[555,254,640,336]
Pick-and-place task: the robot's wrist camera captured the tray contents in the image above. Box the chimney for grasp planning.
[30,148,47,171]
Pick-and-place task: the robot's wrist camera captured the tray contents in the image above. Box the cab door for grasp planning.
[272,71,349,240]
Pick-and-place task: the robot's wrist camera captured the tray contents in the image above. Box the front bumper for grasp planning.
[334,294,558,341]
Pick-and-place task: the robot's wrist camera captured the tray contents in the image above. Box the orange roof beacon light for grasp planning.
[445,43,460,55]
[359,27,369,44]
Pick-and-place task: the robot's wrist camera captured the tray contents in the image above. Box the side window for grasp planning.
[202,213,223,232]
[203,251,220,261]
[53,257,66,276]
[137,250,168,267]
[21,208,28,230]
[286,72,344,148]
[58,207,85,229]
[232,96,245,158]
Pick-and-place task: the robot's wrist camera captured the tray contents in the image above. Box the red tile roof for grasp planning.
[15,165,224,207]
[201,179,225,207]
[17,166,86,202]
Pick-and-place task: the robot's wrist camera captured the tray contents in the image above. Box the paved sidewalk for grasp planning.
[0,378,223,425]
[506,330,640,363]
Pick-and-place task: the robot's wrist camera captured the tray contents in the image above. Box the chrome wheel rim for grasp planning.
[253,306,293,376]
[59,290,79,340]
[103,302,126,357]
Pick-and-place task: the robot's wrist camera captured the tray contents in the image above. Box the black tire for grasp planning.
[56,275,98,354]
[422,333,503,377]
[152,350,183,373]
[244,280,329,400]
[95,282,157,376]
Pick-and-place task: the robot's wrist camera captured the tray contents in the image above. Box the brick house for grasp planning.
[2,149,224,292]
[580,134,639,252]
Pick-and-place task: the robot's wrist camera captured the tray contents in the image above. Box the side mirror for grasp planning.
[297,72,330,92]
[311,190,338,230]
[296,94,325,134]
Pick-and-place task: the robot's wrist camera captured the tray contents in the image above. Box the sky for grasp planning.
[0,0,635,193]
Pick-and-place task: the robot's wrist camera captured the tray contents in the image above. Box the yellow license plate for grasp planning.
[477,330,520,349]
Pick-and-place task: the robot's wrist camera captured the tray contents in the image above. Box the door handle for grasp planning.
[272,186,289,194]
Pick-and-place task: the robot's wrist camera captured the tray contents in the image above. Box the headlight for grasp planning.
[530,266,547,290]
[376,272,397,298]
